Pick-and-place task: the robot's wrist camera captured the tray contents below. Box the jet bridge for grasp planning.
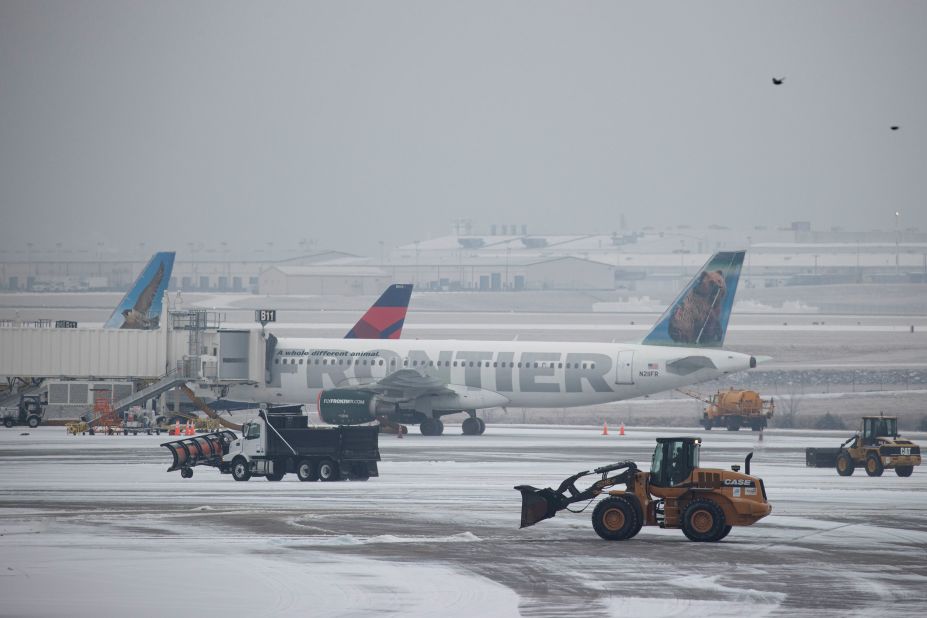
[0,312,267,393]
[0,326,180,379]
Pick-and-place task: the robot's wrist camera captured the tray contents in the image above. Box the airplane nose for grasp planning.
[717,352,755,374]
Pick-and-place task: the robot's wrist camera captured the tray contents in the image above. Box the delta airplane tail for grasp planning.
[642,250,744,348]
[344,284,413,339]
[103,252,175,330]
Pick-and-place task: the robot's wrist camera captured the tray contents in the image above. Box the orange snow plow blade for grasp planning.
[161,430,237,472]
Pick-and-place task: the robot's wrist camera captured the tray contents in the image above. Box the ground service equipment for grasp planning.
[515,437,771,542]
[697,388,774,431]
[161,410,380,481]
[1,393,46,428]
[805,415,921,477]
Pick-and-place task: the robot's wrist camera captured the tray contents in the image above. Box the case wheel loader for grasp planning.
[516,437,771,542]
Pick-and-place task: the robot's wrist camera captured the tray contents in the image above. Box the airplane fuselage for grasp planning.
[228,337,754,411]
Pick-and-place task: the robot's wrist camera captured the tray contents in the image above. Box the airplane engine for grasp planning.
[317,389,380,425]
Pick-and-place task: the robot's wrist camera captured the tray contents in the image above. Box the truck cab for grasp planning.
[223,416,278,480]
[238,420,266,457]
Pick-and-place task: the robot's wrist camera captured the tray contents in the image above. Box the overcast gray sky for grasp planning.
[1,1,925,256]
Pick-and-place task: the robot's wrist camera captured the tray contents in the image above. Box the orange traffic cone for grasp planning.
[171,421,180,436]
[602,422,609,436]
[619,423,625,436]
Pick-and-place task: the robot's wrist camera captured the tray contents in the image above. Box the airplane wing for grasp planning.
[345,369,453,398]
[329,368,508,411]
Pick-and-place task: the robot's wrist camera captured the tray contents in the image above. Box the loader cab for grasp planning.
[862,416,897,446]
[650,437,701,487]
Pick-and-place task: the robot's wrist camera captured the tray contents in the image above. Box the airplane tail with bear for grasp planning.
[641,251,744,348]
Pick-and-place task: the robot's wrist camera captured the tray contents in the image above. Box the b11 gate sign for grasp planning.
[255,310,276,326]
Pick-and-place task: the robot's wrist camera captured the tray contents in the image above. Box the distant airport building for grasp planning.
[2,223,926,295]
[258,265,391,295]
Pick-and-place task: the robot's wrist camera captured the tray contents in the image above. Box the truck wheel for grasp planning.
[3,418,13,428]
[865,453,884,477]
[181,468,193,479]
[296,459,317,482]
[681,500,726,542]
[27,415,40,428]
[266,471,285,481]
[703,423,712,431]
[717,524,733,540]
[836,452,855,476]
[591,496,640,541]
[231,457,251,482]
[726,422,740,431]
[318,458,339,482]
[895,466,914,477]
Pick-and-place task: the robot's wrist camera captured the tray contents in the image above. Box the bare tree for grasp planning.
[775,386,803,428]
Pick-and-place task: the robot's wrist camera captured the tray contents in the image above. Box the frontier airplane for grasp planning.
[226,251,757,436]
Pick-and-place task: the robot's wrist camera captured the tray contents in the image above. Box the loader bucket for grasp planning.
[515,485,562,528]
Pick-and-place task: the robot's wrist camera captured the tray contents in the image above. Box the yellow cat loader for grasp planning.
[516,437,771,542]
[805,415,921,477]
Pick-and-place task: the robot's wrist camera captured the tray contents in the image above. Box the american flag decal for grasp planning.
[647,362,659,370]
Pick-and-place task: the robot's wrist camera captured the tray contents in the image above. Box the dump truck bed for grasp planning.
[264,414,380,463]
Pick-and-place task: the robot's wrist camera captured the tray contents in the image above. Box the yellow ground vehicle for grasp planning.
[700,388,774,431]
[516,437,771,542]
[806,415,921,477]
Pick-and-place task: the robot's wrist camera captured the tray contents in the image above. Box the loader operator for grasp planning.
[668,442,688,485]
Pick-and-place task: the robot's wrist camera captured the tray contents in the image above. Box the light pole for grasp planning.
[895,210,900,276]
[856,239,861,282]
[505,247,510,290]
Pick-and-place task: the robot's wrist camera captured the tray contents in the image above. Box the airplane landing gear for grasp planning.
[462,416,486,436]
[420,418,444,436]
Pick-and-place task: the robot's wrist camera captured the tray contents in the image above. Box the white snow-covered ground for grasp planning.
[1,425,926,617]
